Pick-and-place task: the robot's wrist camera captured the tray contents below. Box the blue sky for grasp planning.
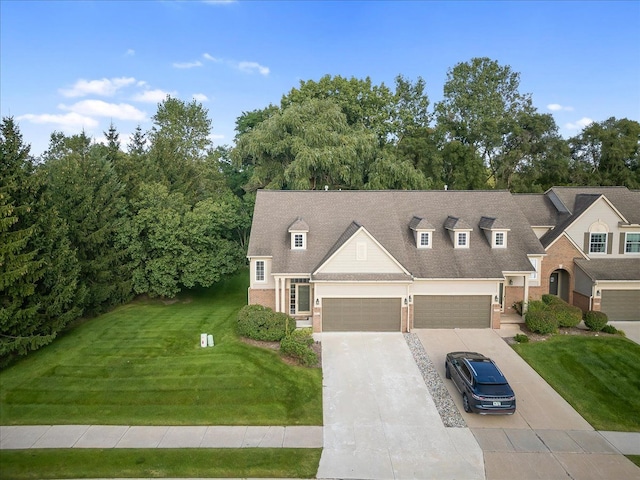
[2,0,639,157]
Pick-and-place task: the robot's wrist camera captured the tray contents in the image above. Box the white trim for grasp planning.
[417,231,432,249]
[255,260,266,282]
[456,231,470,248]
[291,232,306,250]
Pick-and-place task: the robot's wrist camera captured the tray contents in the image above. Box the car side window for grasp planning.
[460,364,472,383]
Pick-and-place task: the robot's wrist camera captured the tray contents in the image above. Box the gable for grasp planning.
[314,228,406,275]
[564,197,626,250]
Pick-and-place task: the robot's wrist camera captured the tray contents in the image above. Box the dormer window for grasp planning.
[479,216,509,249]
[410,216,434,249]
[288,217,309,251]
[445,216,472,249]
[456,232,468,248]
[419,232,430,248]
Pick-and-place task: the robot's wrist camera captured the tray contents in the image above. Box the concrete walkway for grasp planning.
[0,425,322,449]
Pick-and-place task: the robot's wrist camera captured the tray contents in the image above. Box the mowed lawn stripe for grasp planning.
[0,271,323,426]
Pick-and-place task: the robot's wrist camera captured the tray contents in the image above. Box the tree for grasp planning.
[569,117,640,188]
[1,118,83,365]
[234,98,378,190]
[435,57,560,189]
[126,183,244,298]
[43,137,131,315]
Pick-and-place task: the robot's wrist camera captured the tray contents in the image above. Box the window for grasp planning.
[589,233,607,254]
[292,233,306,250]
[419,232,430,248]
[494,232,504,247]
[626,233,640,253]
[457,232,468,247]
[289,278,311,314]
[255,260,265,282]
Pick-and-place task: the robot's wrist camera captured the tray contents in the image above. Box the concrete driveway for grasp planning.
[610,321,640,345]
[415,328,640,480]
[317,332,484,480]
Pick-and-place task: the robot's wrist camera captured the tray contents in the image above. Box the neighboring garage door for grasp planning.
[322,298,401,332]
[413,295,491,328]
[601,290,640,321]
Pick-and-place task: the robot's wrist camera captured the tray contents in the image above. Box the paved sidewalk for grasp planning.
[0,425,323,450]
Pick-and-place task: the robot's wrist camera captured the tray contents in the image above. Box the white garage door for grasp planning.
[413,295,491,328]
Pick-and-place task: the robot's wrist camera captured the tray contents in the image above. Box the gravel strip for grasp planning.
[404,333,466,428]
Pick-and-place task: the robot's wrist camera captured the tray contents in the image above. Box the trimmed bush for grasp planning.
[280,329,318,367]
[514,333,529,343]
[550,303,583,328]
[601,324,618,335]
[525,307,558,334]
[542,294,565,306]
[236,304,295,341]
[584,310,608,332]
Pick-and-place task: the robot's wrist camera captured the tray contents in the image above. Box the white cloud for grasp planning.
[132,89,175,103]
[17,112,99,128]
[59,100,146,121]
[237,61,270,76]
[192,93,209,102]
[565,117,594,130]
[203,53,221,62]
[125,49,135,56]
[548,103,574,112]
[59,77,136,97]
[173,60,203,69]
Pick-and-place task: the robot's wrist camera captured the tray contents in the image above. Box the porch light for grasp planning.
[509,279,513,286]
[596,290,600,297]
[404,298,408,305]
[315,298,320,306]
[495,295,499,302]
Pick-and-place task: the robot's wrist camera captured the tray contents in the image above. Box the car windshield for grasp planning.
[476,383,512,396]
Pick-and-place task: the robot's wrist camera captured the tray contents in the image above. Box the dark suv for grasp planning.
[445,351,516,415]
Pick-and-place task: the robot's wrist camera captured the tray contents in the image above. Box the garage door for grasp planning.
[322,298,401,332]
[601,290,640,321]
[413,295,491,328]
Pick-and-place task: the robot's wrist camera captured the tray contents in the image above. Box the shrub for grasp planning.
[584,310,608,332]
[512,301,523,316]
[514,333,529,343]
[280,329,318,367]
[601,324,617,335]
[236,304,295,341]
[525,308,558,334]
[550,303,583,328]
[541,294,564,306]
[526,299,547,313]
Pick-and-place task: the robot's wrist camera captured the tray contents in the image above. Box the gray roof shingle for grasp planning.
[575,258,640,281]
[248,190,545,279]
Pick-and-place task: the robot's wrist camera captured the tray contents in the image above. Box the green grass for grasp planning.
[628,455,640,468]
[0,448,322,479]
[513,335,640,432]
[0,271,323,426]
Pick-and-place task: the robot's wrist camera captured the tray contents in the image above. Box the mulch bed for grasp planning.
[505,324,624,345]
[239,337,322,368]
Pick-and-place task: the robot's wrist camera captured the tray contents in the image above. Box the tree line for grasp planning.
[2,57,639,365]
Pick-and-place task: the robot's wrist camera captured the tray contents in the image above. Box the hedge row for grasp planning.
[525,295,610,334]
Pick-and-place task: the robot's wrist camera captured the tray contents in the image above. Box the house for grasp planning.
[247,188,640,332]
[515,186,640,321]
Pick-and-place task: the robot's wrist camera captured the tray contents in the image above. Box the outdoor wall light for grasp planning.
[404,298,408,305]
[315,298,320,306]
[596,290,600,297]
[509,279,513,285]
[495,295,499,302]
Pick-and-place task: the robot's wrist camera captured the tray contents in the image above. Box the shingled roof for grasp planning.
[248,190,545,279]
[575,258,640,281]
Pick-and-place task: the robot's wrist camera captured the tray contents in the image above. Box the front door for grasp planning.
[549,272,559,295]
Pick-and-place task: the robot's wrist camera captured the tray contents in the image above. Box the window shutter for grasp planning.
[620,233,626,254]
[607,233,613,254]
[584,232,590,252]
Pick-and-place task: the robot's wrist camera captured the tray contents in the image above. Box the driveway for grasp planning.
[317,332,484,480]
[415,328,640,480]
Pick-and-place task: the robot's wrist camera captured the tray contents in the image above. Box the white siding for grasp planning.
[316,282,407,298]
[533,227,552,239]
[249,257,274,289]
[410,280,496,295]
[318,230,404,274]
[565,199,625,257]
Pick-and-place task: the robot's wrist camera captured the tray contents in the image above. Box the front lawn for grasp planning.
[0,271,323,426]
[0,448,322,479]
[513,335,640,432]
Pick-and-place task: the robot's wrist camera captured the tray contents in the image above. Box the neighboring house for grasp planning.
[515,187,640,321]
[247,188,640,332]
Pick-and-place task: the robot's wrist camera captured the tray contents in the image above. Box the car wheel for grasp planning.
[462,394,472,413]
[445,362,451,379]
